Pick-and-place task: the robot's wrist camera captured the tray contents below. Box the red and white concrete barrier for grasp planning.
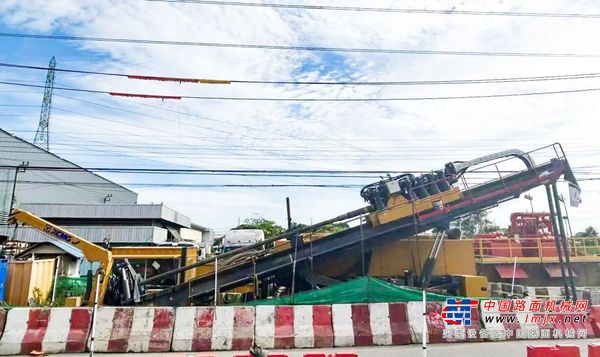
[252,305,335,349]
[0,308,6,340]
[588,306,600,337]
[294,305,334,348]
[90,306,174,353]
[0,307,91,355]
[171,306,255,351]
[255,305,294,349]
[331,303,411,347]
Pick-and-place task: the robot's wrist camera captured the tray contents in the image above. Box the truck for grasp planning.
[221,229,265,253]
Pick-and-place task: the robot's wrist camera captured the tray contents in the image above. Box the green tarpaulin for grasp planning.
[247,276,450,305]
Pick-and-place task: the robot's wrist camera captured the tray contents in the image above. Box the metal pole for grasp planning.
[214,258,218,306]
[286,197,292,230]
[552,183,577,301]
[291,235,298,297]
[422,289,427,357]
[359,215,366,276]
[510,255,517,297]
[559,194,574,238]
[89,273,102,357]
[8,166,18,215]
[252,258,257,299]
[51,256,61,305]
[545,184,570,299]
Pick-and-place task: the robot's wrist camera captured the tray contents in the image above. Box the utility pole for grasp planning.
[9,162,29,214]
[33,56,56,151]
[524,194,534,212]
[286,197,292,230]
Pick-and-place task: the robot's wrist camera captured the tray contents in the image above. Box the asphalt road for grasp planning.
[46,338,600,357]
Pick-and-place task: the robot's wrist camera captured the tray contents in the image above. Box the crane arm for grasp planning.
[8,208,113,304]
[8,208,112,267]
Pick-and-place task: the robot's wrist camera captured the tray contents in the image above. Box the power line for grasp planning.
[8,180,363,188]
[0,164,412,174]
[143,0,600,19]
[1,164,596,176]
[4,80,600,102]
[1,32,598,58]
[6,129,600,144]
[5,61,600,86]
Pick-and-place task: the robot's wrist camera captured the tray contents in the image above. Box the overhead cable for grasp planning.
[4,61,600,86]
[4,80,600,102]
[0,32,598,58]
[143,0,600,19]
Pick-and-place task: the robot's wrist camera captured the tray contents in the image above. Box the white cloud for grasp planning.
[1,0,599,232]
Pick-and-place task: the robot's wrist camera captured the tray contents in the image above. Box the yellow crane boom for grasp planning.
[8,208,113,305]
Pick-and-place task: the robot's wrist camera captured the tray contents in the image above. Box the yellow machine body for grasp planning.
[112,246,199,282]
[451,274,490,298]
[369,238,477,276]
[369,187,463,227]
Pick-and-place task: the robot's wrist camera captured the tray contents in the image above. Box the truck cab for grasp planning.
[222,229,265,253]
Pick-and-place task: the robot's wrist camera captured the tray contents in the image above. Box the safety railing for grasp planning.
[474,236,600,263]
[456,142,566,196]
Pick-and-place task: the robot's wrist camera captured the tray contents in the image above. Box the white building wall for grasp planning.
[180,228,203,243]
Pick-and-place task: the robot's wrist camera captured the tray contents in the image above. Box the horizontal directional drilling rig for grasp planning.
[135,144,580,306]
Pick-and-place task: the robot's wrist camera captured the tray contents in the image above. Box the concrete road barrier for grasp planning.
[90,306,174,353]
[331,303,411,347]
[255,305,295,349]
[172,306,255,351]
[0,307,91,355]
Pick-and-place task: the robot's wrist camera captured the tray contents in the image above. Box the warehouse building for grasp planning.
[0,129,210,249]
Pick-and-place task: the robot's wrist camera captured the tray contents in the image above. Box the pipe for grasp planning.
[286,197,292,230]
[214,258,218,306]
[422,289,427,357]
[545,184,570,299]
[140,206,373,286]
[510,256,517,297]
[552,182,578,301]
[89,272,102,357]
[51,256,60,305]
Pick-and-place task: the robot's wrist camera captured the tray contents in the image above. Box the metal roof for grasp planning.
[20,203,191,227]
[191,223,211,232]
[15,239,84,259]
[0,129,136,195]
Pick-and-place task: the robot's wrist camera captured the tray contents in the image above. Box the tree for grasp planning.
[575,226,599,237]
[236,218,285,238]
[288,221,308,231]
[457,211,499,238]
[316,222,349,234]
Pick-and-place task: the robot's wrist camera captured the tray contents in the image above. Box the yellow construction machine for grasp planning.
[8,208,199,305]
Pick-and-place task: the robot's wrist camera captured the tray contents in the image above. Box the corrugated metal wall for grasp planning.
[7,226,168,244]
[20,203,191,227]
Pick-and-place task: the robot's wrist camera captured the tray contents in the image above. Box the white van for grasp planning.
[222,229,265,252]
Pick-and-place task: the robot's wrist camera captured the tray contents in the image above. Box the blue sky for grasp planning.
[1,1,600,233]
